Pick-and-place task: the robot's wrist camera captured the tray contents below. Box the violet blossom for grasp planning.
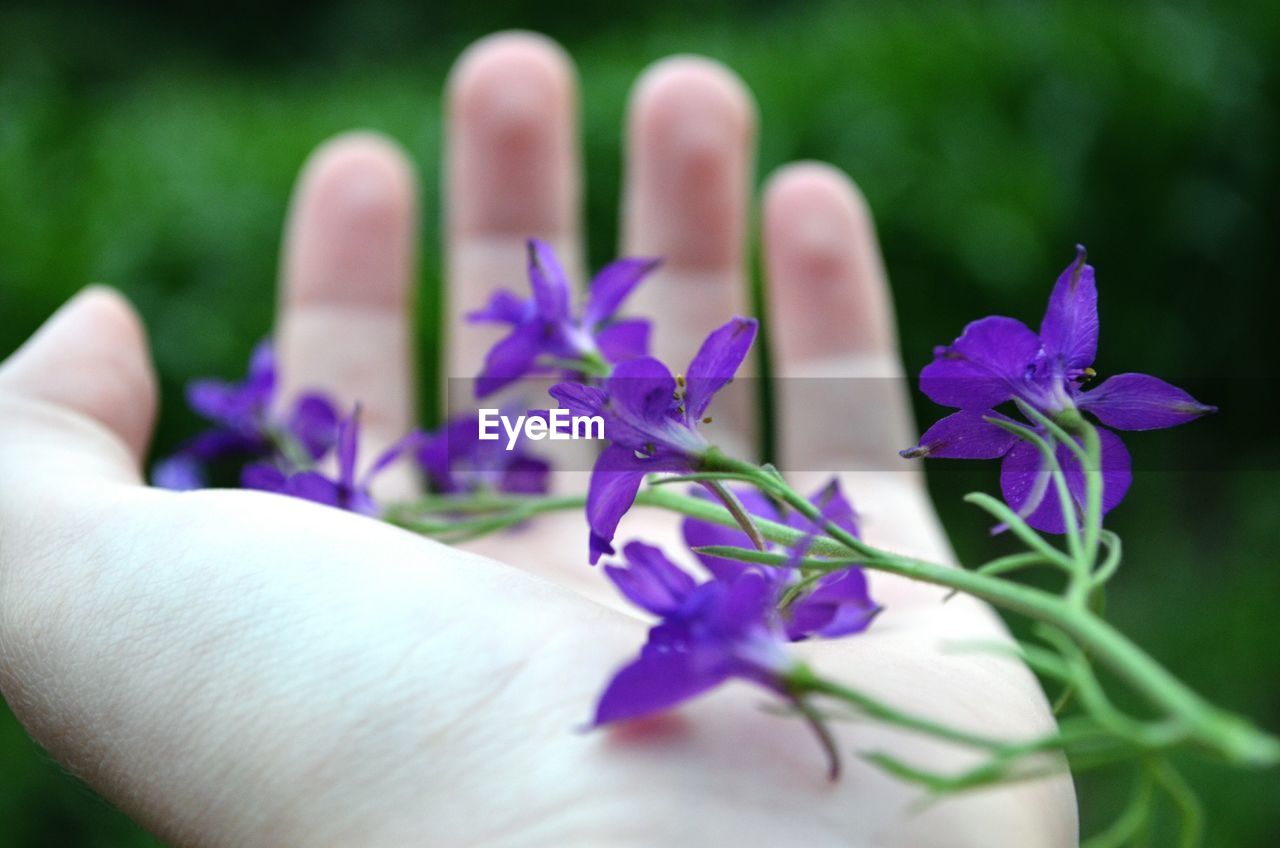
[550,316,759,563]
[242,407,420,516]
[903,247,1216,532]
[152,340,339,490]
[416,412,550,495]
[469,238,659,397]
[594,542,797,726]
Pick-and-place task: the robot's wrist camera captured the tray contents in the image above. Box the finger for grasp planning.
[445,32,581,387]
[621,57,757,452]
[275,132,420,470]
[762,162,920,476]
[0,286,156,484]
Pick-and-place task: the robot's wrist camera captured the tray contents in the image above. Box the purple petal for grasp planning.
[786,570,878,640]
[548,381,609,420]
[499,455,551,494]
[152,453,204,491]
[527,238,571,323]
[246,338,277,392]
[582,257,660,326]
[721,571,776,631]
[282,470,343,507]
[999,427,1132,534]
[1077,373,1216,431]
[476,321,544,398]
[187,340,276,429]
[587,445,689,564]
[1040,246,1098,373]
[791,479,860,539]
[363,430,428,487]
[467,290,534,325]
[901,410,1020,459]
[287,393,340,459]
[186,380,256,429]
[683,317,758,421]
[595,319,651,364]
[241,462,288,493]
[919,316,1041,411]
[593,645,724,726]
[605,542,698,616]
[183,428,263,461]
[416,430,454,492]
[603,357,687,451]
[335,410,361,490]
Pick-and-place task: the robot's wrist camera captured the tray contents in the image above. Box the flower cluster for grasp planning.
[157,241,1256,801]
[903,247,1215,532]
[417,411,550,495]
[152,340,341,491]
[154,343,549,515]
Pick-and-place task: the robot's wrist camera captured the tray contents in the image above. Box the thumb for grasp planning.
[0,286,157,484]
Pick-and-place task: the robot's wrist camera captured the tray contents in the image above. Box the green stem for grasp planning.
[702,479,768,551]
[386,461,1280,769]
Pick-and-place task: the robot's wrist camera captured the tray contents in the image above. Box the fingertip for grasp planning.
[626,56,756,269]
[763,161,871,248]
[763,161,893,362]
[446,31,579,239]
[448,31,577,117]
[285,131,419,308]
[0,285,157,460]
[629,55,757,145]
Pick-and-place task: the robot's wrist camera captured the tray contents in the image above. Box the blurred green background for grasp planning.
[1,0,1277,844]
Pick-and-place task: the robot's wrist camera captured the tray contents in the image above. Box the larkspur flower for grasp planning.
[903,247,1216,532]
[550,316,759,563]
[594,542,797,726]
[152,340,339,490]
[242,406,421,516]
[682,480,880,641]
[416,412,550,495]
[469,238,659,396]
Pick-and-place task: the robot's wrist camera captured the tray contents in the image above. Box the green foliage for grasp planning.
[1,1,1277,844]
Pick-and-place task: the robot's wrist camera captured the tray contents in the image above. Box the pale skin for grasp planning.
[0,32,1077,848]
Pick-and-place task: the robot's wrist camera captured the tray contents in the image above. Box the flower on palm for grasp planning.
[551,316,759,562]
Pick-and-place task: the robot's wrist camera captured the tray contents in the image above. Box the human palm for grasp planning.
[0,33,1074,847]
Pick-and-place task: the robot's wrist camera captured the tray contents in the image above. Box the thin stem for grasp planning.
[1151,758,1203,848]
[702,480,768,551]
[987,416,1084,564]
[964,493,1077,571]
[787,665,1008,751]
[646,471,761,487]
[1081,767,1155,848]
[786,693,842,781]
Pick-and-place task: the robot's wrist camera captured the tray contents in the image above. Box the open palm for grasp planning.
[0,33,1075,847]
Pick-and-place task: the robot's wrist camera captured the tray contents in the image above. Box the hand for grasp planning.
[0,33,1075,847]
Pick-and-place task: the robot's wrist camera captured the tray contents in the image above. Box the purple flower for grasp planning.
[682,480,880,641]
[416,412,551,495]
[903,247,1215,532]
[152,340,340,490]
[594,542,796,726]
[550,316,759,563]
[243,407,420,516]
[470,239,659,397]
